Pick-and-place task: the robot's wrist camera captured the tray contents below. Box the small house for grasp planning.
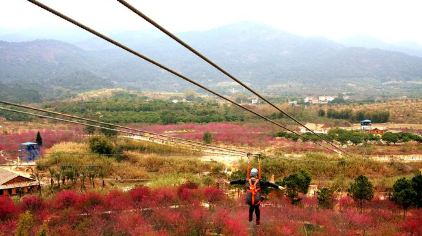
[0,168,39,196]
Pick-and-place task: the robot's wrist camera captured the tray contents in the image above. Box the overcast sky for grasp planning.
[1,0,422,43]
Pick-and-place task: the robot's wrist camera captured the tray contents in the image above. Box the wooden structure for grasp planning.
[0,168,39,196]
[368,128,385,135]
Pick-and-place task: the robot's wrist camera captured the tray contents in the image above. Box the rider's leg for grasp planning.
[249,204,254,222]
[255,205,260,225]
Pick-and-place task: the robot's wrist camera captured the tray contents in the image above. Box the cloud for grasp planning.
[2,0,422,43]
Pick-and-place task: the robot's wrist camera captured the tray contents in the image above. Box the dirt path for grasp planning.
[369,154,422,162]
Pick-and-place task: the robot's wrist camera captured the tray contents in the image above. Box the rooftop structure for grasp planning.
[0,168,39,196]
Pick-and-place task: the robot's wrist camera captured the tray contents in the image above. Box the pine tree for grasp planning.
[392,177,417,218]
[348,175,374,213]
[203,132,213,144]
[35,131,43,146]
[281,170,311,204]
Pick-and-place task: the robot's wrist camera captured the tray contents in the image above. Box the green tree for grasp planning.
[317,187,334,209]
[317,109,325,117]
[160,111,178,124]
[89,136,114,155]
[392,177,417,218]
[203,132,213,144]
[348,175,374,212]
[382,132,399,144]
[411,173,422,207]
[349,132,364,145]
[281,170,311,204]
[35,131,43,146]
[15,211,35,236]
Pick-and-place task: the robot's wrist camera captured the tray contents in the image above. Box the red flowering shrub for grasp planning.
[151,208,183,231]
[302,196,318,208]
[129,186,151,208]
[0,219,17,234]
[338,195,355,211]
[53,190,80,209]
[177,182,200,203]
[112,212,152,235]
[78,192,104,212]
[20,195,44,212]
[153,187,178,206]
[137,123,273,146]
[48,208,80,229]
[279,223,297,235]
[185,207,210,235]
[401,209,422,235]
[0,186,420,234]
[210,208,249,236]
[0,129,82,152]
[0,196,18,221]
[222,217,248,236]
[177,187,196,202]
[105,190,131,211]
[48,224,79,236]
[203,186,225,204]
[348,210,374,227]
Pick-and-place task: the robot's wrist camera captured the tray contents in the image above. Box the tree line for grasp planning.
[275,129,422,145]
[50,95,246,124]
[321,109,390,123]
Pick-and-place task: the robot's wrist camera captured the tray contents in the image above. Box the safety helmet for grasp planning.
[250,168,258,177]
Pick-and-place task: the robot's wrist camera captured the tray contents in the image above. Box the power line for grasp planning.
[26,0,338,154]
[0,100,247,156]
[0,106,245,156]
[116,0,346,154]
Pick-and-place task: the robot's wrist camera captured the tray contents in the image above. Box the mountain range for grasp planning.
[1,23,422,102]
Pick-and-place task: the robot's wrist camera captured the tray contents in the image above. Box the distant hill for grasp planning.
[1,23,422,100]
[0,82,41,103]
[339,35,422,58]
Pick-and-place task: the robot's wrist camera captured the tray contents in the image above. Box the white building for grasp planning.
[318,96,336,103]
[304,96,336,104]
[251,98,259,104]
[304,97,319,104]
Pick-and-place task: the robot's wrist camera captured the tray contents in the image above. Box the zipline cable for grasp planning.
[26,0,338,154]
[0,100,247,155]
[117,0,346,154]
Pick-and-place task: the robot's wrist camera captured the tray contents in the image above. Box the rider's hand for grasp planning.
[278,186,285,190]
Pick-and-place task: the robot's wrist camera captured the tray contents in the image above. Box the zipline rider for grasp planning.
[230,154,284,225]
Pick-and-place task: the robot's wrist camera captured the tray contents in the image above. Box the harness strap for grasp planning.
[249,178,260,205]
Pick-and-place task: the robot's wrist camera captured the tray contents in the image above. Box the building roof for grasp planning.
[0,168,19,185]
[0,168,37,189]
[21,142,38,146]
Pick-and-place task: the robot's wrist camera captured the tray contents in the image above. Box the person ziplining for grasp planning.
[230,154,284,225]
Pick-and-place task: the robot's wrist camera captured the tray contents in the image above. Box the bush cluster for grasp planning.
[275,129,422,145]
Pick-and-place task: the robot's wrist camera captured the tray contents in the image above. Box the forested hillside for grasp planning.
[1,23,422,100]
